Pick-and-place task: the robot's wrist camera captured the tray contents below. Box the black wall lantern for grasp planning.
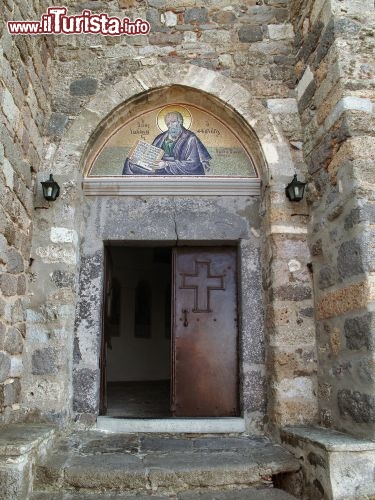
[285,174,306,202]
[41,174,60,202]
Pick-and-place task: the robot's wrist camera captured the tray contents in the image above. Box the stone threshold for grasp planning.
[96,417,246,433]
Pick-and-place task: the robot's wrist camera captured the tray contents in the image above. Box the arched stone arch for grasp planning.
[50,63,296,184]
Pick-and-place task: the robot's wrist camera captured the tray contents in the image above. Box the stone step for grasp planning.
[0,423,56,500]
[33,432,299,497]
[31,486,297,499]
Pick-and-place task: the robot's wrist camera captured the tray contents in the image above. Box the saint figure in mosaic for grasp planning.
[122,107,211,176]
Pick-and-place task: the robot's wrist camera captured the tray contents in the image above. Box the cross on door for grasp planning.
[180,260,225,312]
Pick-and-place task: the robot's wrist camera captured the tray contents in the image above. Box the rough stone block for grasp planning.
[17,275,26,296]
[52,96,82,115]
[344,313,375,351]
[337,238,364,279]
[273,284,312,301]
[330,448,375,499]
[118,0,138,7]
[50,270,75,289]
[0,274,18,297]
[2,158,14,190]
[345,203,375,230]
[245,5,288,24]
[6,248,24,274]
[318,265,336,290]
[149,32,183,45]
[69,78,98,96]
[148,0,166,6]
[281,426,375,498]
[0,378,21,407]
[0,458,30,500]
[297,21,324,63]
[311,238,323,257]
[238,25,263,43]
[184,7,208,24]
[0,352,11,383]
[35,245,77,265]
[242,370,266,412]
[267,24,294,40]
[4,327,24,355]
[200,30,231,44]
[0,234,8,263]
[79,1,106,10]
[10,355,23,378]
[314,18,335,67]
[267,98,298,114]
[2,87,20,129]
[73,368,98,413]
[50,228,78,245]
[163,11,178,28]
[323,96,373,134]
[46,113,69,137]
[298,80,316,114]
[213,11,236,24]
[146,7,163,30]
[32,348,59,375]
[338,389,375,423]
[296,66,314,101]
[0,322,5,345]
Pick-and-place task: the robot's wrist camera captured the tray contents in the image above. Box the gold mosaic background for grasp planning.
[88,104,257,177]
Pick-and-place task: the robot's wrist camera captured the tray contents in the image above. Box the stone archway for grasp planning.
[51,63,297,183]
[25,63,317,433]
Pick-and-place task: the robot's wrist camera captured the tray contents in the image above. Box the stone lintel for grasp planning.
[82,177,261,197]
[282,425,375,452]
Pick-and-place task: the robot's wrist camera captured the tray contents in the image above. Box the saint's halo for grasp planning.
[156,105,192,132]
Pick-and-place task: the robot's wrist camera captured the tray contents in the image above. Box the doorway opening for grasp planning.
[102,245,172,418]
[101,244,239,419]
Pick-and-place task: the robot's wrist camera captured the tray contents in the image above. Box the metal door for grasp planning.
[172,247,239,417]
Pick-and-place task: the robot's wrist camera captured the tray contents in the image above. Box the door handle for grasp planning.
[182,308,189,327]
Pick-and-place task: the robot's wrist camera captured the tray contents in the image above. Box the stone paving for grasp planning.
[32,432,299,499]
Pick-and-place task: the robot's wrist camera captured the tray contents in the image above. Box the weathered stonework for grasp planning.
[291,0,375,439]
[1,0,375,495]
[281,426,375,499]
[0,0,53,423]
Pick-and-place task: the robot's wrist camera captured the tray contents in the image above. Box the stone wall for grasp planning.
[8,0,318,430]
[26,66,317,434]
[0,0,53,422]
[290,0,375,438]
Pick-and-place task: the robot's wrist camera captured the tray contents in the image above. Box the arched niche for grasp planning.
[82,85,264,196]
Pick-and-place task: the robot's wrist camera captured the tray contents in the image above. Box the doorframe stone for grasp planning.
[73,195,264,433]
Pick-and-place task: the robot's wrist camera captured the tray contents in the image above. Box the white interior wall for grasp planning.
[106,247,171,382]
